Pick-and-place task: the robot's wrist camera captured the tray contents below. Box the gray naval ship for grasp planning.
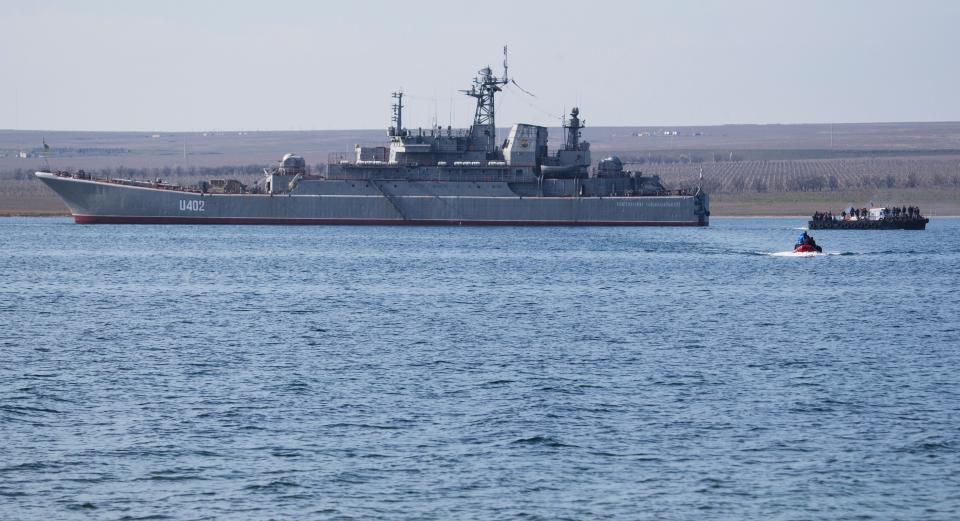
[37,55,709,226]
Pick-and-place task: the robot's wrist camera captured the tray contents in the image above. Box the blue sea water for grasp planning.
[1,217,959,520]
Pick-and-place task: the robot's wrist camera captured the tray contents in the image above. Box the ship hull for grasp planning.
[37,172,709,226]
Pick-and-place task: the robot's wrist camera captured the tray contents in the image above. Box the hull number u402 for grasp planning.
[179,200,205,212]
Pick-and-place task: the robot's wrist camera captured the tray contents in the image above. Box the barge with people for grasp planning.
[809,206,928,230]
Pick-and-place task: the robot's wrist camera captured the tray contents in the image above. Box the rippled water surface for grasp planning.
[2,217,959,520]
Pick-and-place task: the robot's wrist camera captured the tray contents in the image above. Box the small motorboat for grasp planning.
[793,231,823,253]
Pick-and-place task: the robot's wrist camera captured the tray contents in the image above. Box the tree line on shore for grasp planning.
[634,156,960,193]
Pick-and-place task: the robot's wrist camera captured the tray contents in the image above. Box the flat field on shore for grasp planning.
[3,121,958,216]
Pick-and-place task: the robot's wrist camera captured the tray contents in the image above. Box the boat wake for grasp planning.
[763,251,853,257]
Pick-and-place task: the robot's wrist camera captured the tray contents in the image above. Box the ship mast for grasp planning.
[462,46,509,153]
[389,91,406,138]
[563,107,584,151]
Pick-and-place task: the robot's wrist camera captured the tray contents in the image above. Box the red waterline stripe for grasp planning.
[73,215,706,226]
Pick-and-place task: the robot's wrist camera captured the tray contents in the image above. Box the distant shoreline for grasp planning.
[0,212,71,217]
[5,123,960,218]
[4,212,957,220]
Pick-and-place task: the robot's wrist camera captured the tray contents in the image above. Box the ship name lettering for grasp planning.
[179,200,205,212]
[616,201,681,208]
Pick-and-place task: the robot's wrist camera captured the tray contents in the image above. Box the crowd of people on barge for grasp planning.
[812,206,923,222]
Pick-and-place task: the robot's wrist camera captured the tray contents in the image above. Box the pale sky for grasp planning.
[2,0,958,131]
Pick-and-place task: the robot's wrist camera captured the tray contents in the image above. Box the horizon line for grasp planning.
[2,119,960,134]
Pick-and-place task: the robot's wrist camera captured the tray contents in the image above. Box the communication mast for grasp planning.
[462,46,509,152]
[563,107,584,151]
[389,91,406,137]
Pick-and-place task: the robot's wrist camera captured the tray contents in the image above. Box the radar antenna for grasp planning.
[461,46,510,151]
